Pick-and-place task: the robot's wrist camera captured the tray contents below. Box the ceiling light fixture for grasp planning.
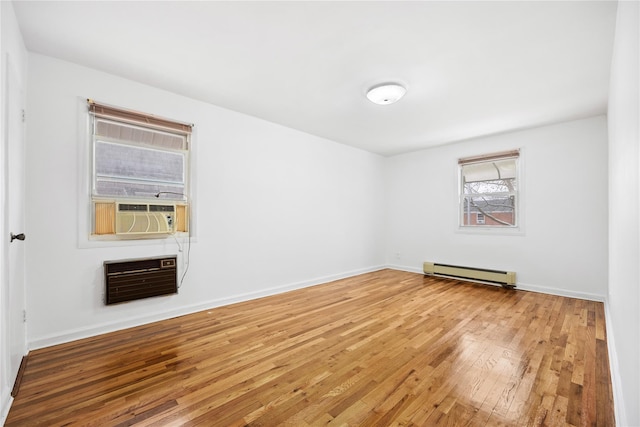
[366,82,407,105]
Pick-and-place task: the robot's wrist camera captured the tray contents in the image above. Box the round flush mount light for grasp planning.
[366,82,407,105]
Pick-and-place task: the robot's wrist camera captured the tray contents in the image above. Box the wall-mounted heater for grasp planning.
[104,256,177,304]
[423,261,516,288]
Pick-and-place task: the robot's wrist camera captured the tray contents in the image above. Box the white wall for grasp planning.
[385,116,609,300]
[607,1,639,425]
[0,1,28,423]
[25,54,385,349]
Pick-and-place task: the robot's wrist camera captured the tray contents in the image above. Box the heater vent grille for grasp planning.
[423,262,515,288]
[104,256,177,304]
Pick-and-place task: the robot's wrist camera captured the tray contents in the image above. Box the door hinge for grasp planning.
[22,309,27,323]
[21,109,26,123]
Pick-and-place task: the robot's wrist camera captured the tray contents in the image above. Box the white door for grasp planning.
[2,53,27,392]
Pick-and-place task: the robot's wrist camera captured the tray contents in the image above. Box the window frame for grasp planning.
[458,149,520,230]
[87,100,193,239]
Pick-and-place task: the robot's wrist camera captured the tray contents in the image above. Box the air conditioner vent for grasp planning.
[115,202,175,235]
[118,204,148,212]
[149,205,175,212]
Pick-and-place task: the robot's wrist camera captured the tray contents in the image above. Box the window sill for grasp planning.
[456,225,525,236]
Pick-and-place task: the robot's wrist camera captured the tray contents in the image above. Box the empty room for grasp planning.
[1,1,638,426]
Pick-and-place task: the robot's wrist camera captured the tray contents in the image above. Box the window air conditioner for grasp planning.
[115,203,176,235]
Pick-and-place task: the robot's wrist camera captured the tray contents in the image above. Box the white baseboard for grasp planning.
[603,299,627,427]
[386,263,423,274]
[1,393,13,426]
[515,282,606,302]
[29,265,387,350]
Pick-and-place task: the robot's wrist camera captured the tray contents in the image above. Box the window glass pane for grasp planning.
[462,195,516,226]
[95,141,185,184]
[460,155,518,227]
[464,178,516,194]
[95,179,185,200]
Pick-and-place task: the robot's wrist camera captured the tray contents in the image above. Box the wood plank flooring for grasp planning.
[6,269,615,426]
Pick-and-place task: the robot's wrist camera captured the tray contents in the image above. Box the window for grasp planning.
[459,150,519,228]
[88,100,192,236]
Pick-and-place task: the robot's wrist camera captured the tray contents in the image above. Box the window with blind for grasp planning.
[88,100,192,236]
[459,150,519,228]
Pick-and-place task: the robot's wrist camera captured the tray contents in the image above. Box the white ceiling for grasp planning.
[12,1,618,156]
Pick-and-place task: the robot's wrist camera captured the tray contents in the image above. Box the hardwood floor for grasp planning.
[6,269,614,426]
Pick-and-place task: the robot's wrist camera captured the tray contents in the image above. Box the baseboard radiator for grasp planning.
[423,261,516,288]
[104,256,178,304]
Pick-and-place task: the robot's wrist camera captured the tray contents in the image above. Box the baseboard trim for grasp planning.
[603,299,626,427]
[29,265,387,350]
[515,282,606,302]
[385,264,423,274]
[11,354,29,397]
[1,394,13,427]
